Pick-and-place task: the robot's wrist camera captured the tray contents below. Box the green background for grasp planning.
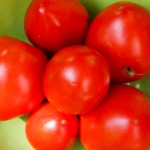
[0,0,149,150]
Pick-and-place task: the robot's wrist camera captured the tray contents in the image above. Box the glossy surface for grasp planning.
[43,45,110,114]
[80,84,150,150]
[85,2,150,83]
[0,36,48,120]
[26,102,79,150]
[24,0,89,53]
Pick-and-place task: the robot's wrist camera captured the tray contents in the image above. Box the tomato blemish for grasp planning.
[133,119,139,124]
[88,57,95,64]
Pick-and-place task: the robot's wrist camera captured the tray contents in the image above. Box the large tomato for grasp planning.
[80,84,150,150]
[85,2,150,83]
[43,45,110,114]
[0,36,48,120]
[26,102,79,150]
[24,0,89,53]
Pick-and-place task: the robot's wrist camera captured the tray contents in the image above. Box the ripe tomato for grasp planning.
[80,84,150,150]
[85,2,150,83]
[0,36,48,120]
[24,0,89,53]
[43,45,110,114]
[26,102,79,150]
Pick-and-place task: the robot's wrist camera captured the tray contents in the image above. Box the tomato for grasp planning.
[26,102,79,150]
[0,36,48,120]
[85,2,150,83]
[43,45,110,115]
[80,84,150,150]
[24,0,89,53]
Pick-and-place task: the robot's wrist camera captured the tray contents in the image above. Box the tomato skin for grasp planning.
[85,2,150,83]
[80,84,150,150]
[24,0,89,53]
[0,36,48,120]
[43,45,110,114]
[26,102,79,150]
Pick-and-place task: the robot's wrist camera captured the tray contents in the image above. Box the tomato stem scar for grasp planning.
[118,5,125,10]
[124,67,135,77]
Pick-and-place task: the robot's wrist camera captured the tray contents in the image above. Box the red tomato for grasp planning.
[26,102,79,150]
[24,0,89,53]
[80,84,150,150]
[0,36,48,120]
[85,2,150,83]
[43,45,110,114]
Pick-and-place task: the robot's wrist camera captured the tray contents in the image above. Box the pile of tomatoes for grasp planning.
[0,0,150,150]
